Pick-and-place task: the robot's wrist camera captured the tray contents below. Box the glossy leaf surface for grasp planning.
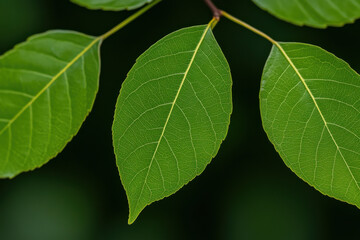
[0,31,101,178]
[253,0,360,28]
[260,42,360,207]
[71,0,152,11]
[113,25,232,223]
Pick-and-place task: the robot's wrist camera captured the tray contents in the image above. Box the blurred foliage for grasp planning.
[0,175,96,240]
[0,0,360,239]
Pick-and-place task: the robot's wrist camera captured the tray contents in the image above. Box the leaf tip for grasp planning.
[127,218,135,225]
[127,212,139,225]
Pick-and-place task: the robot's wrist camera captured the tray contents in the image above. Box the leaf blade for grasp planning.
[253,0,360,28]
[0,31,101,178]
[112,25,232,223]
[71,0,152,11]
[260,42,360,207]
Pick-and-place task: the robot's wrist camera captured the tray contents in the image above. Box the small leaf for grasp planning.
[253,0,360,28]
[112,25,232,223]
[71,0,152,11]
[0,31,101,178]
[260,42,360,207]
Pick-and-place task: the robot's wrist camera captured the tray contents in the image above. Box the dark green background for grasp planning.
[0,0,359,239]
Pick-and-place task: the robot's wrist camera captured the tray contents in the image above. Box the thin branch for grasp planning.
[203,0,222,20]
[221,11,277,45]
[100,0,162,40]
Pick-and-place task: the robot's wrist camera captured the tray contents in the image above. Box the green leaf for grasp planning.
[0,30,101,178]
[112,24,232,224]
[71,0,152,11]
[260,42,360,207]
[252,0,360,28]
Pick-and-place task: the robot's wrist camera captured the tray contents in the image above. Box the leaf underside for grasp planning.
[112,25,232,224]
[253,0,360,28]
[0,31,101,178]
[260,42,360,207]
[71,0,152,11]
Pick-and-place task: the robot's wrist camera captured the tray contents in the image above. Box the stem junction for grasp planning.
[203,0,222,20]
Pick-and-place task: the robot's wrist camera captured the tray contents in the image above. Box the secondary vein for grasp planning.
[0,1,161,136]
[131,18,216,218]
[221,10,360,192]
[275,42,360,191]
[0,37,101,137]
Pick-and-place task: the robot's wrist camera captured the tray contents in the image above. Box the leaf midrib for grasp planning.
[0,36,101,136]
[275,42,360,192]
[130,23,213,220]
